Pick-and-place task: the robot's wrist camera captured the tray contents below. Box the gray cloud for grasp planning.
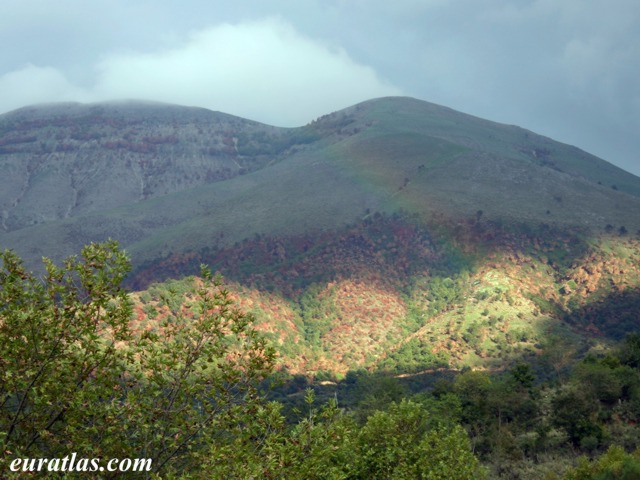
[91,17,402,125]
[0,0,638,175]
[0,16,401,126]
[0,64,90,111]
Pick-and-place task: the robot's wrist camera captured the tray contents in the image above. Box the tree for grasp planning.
[354,398,485,479]
[511,363,535,390]
[551,386,602,447]
[619,333,640,368]
[1,242,485,478]
[205,389,356,479]
[114,264,276,475]
[0,241,133,466]
[453,370,493,452]
[0,241,276,477]
[561,445,640,480]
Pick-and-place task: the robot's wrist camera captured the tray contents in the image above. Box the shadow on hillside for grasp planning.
[126,211,606,297]
[269,285,640,411]
[127,212,477,295]
[563,287,640,341]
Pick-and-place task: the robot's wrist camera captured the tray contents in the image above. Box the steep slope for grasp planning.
[128,218,640,375]
[1,96,639,375]
[1,97,639,271]
[0,100,327,231]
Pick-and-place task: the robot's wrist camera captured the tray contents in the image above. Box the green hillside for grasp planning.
[2,97,640,478]
[1,97,639,272]
[1,97,638,370]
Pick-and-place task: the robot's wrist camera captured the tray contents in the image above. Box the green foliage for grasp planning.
[463,321,482,350]
[425,276,465,315]
[551,386,602,447]
[546,345,640,452]
[619,333,640,368]
[575,359,625,405]
[14,238,640,477]
[379,338,449,374]
[0,243,488,478]
[350,373,407,423]
[204,392,484,479]
[450,366,543,466]
[511,363,535,390]
[146,276,195,311]
[452,371,494,452]
[205,389,356,479]
[115,265,277,475]
[561,445,640,480]
[142,303,158,319]
[355,399,485,479]
[0,243,276,477]
[0,240,133,465]
[297,284,338,347]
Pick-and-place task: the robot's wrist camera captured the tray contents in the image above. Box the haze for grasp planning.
[1,0,638,176]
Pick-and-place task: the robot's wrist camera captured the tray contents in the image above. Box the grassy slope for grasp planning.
[3,97,640,272]
[2,97,639,376]
[127,217,640,376]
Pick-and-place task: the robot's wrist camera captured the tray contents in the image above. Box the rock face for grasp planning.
[0,101,283,231]
[1,97,640,376]
[0,96,639,273]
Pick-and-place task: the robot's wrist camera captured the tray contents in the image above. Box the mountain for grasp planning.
[1,97,639,266]
[1,96,639,374]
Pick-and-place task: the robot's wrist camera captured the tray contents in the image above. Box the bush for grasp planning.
[562,445,640,480]
[0,242,275,477]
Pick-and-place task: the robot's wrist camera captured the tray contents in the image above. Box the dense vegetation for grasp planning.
[3,97,640,479]
[2,242,640,478]
[0,243,484,478]
[128,212,640,379]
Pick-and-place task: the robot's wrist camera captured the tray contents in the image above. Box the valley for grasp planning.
[1,96,639,478]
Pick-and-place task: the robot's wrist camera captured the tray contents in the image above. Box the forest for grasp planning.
[1,241,639,479]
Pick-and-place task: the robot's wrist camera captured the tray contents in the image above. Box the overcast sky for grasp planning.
[1,0,638,176]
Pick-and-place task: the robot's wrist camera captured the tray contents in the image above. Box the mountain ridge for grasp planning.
[1,95,639,376]
[1,95,639,270]
[2,97,639,479]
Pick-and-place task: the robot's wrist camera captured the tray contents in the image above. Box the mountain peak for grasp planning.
[0,99,260,125]
[1,97,639,271]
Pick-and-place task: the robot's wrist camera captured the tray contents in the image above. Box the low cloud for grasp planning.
[0,64,89,112]
[0,17,401,126]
